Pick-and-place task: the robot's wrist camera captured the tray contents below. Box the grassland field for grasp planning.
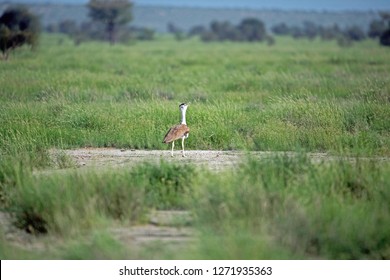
[0,34,389,259]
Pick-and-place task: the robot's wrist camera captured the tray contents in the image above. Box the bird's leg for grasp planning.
[181,137,186,157]
[171,141,175,157]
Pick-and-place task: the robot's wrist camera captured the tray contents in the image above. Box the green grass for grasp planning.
[1,35,389,161]
[192,156,390,259]
[4,161,196,235]
[1,157,389,259]
[0,34,389,259]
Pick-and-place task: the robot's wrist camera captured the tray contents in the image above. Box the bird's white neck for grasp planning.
[180,109,187,125]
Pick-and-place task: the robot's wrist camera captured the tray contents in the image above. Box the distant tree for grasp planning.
[45,23,58,33]
[210,20,240,41]
[167,22,185,41]
[167,22,181,34]
[380,29,390,46]
[210,20,224,34]
[131,26,155,40]
[188,25,206,37]
[200,18,270,43]
[58,20,78,35]
[320,24,342,41]
[337,35,352,48]
[290,26,304,39]
[0,6,40,60]
[237,18,266,42]
[377,12,390,47]
[368,19,387,38]
[201,21,229,41]
[87,0,133,45]
[343,25,366,41]
[302,21,319,40]
[271,22,290,36]
[379,12,390,25]
[200,30,218,42]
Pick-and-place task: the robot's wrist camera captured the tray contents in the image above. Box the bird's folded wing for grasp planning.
[163,124,190,143]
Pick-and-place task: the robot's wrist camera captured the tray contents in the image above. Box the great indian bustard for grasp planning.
[163,103,190,157]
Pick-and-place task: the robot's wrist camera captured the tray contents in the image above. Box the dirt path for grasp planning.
[0,209,194,257]
[51,148,389,171]
[55,148,245,171]
[109,210,194,257]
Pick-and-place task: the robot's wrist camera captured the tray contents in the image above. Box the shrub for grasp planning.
[0,5,40,59]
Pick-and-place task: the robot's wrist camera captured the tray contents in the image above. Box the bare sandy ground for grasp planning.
[0,210,194,256]
[51,148,389,171]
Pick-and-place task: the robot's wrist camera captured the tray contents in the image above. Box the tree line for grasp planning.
[270,12,390,46]
[46,20,155,45]
[1,0,390,59]
[46,0,154,45]
[179,13,390,47]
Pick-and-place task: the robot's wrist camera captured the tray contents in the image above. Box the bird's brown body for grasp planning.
[163,103,190,157]
[162,124,190,144]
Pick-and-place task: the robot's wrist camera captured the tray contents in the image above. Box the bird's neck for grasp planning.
[181,110,187,125]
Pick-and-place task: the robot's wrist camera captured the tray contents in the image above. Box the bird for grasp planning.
[163,103,190,157]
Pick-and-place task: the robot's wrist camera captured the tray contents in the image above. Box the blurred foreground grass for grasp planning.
[1,156,389,259]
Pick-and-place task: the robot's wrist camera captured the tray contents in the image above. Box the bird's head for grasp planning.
[179,103,188,111]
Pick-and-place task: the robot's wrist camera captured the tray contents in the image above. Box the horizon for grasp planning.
[1,0,390,11]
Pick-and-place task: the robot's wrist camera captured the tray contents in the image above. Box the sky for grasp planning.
[1,0,390,11]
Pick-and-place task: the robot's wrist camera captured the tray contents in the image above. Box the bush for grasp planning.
[4,160,198,235]
[200,18,270,43]
[193,156,390,259]
[238,18,267,42]
[368,19,387,38]
[0,6,40,59]
[337,35,353,47]
[129,161,198,209]
[380,29,390,46]
[343,25,366,41]
[271,22,290,36]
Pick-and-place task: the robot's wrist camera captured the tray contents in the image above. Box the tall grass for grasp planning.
[2,99,388,161]
[192,156,390,259]
[0,159,198,259]
[1,35,389,164]
[3,161,197,236]
[1,156,389,259]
